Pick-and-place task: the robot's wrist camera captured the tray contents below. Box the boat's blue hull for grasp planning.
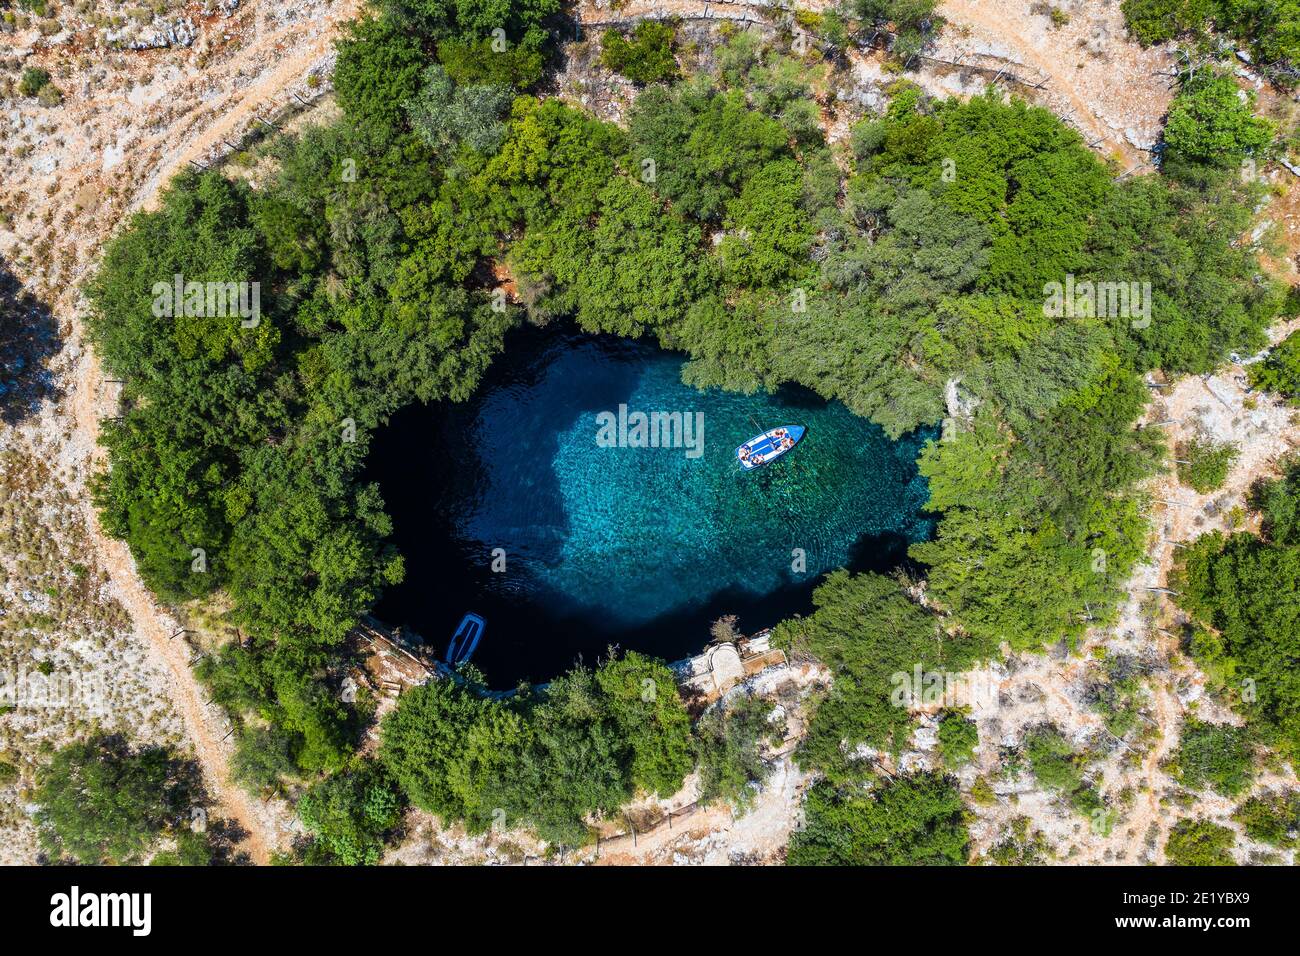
[446,613,485,666]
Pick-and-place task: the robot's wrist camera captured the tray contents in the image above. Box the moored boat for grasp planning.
[446,612,485,666]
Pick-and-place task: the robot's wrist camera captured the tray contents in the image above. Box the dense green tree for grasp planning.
[84,15,1290,860]
[1172,719,1255,796]
[488,667,630,844]
[224,444,404,653]
[1024,725,1087,792]
[34,736,198,865]
[789,771,969,866]
[912,372,1156,651]
[773,571,994,780]
[594,651,693,798]
[18,67,52,97]
[1122,0,1300,87]
[1163,71,1273,168]
[1221,0,1300,83]
[379,677,504,823]
[380,653,693,843]
[629,84,794,221]
[405,64,513,156]
[334,15,428,143]
[393,0,561,55]
[85,172,281,604]
[1173,509,1300,760]
[298,761,405,865]
[1083,173,1277,374]
[601,21,679,84]
[693,694,779,810]
[1233,791,1300,847]
[1165,817,1236,865]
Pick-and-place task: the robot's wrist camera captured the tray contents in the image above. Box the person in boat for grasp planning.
[739,446,751,460]
[773,428,787,438]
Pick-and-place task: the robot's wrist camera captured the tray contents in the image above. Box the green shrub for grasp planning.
[850,0,940,63]
[17,67,50,97]
[1023,725,1106,817]
[789,771,970,866]
[1121,0,1215,44]
[936,710,978,767]
[1024,725,1087,793]
[1249,331,1300,403]
[1232,792,1300,847]
[600,20,678,84]
[1173,719,1255,796]
[1164,71,1273,167]
[1177,438,1238,493]
[297,761,405,865]
[1251,459,1300,546]
[34,736,197,865]
[1092,653,1149,738]
[694,694,780,811]
[986,815,1053,864]
[150,828,217,866]
[1165,817,1236,865]
[230,724,299,793]
[969,775,997,806]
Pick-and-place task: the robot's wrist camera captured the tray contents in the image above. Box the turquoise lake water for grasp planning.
[368,327,936,685]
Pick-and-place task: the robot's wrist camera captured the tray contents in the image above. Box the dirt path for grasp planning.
[67,347,274,864]
[62,7,360,864]
[133,1,361,212]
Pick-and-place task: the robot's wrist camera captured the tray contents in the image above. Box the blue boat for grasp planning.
[446,612,485,666]
[736,425,805,470]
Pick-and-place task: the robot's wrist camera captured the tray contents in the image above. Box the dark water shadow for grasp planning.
[0,258,62,424]
[460,529,918,686]
[767,380,835,413]
[366,324,650,665]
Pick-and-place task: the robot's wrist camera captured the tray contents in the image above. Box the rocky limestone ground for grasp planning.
[0,443,186,864]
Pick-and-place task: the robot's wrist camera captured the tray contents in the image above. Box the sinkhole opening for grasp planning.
[364,324,938,686]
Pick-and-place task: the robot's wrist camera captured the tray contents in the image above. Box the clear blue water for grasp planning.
[367,327,936,685]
